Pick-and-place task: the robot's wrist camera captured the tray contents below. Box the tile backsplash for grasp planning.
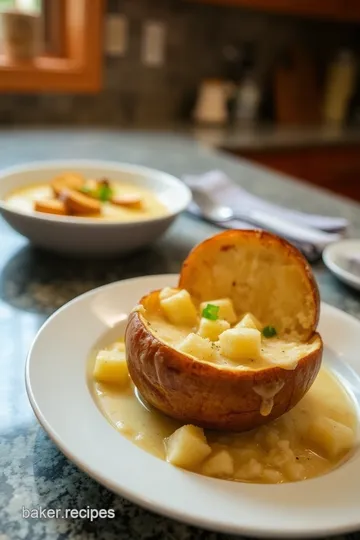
[0,0,359,127]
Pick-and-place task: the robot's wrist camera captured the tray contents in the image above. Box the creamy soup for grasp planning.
[90,342,358,484]
[5,181,168,221]
[143,310,319,371]
[135,289,320,372]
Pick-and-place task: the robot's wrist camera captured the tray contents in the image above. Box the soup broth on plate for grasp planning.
[90,341,358,484]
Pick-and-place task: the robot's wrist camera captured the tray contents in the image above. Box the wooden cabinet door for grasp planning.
[226,145,360,203]
[240,0,340,18]
[191,0,342,19]
[341,0,360,19]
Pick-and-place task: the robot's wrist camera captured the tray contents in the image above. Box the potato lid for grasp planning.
[179,230,320,341]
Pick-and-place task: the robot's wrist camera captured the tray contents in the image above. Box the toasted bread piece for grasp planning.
[51,173,85,197]
[111,194,143,209]
[179,230,320,341]
[34,199,68,216]
[61,189,101,215]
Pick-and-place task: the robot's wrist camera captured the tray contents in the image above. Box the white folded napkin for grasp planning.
[182,170,348,261]
[183,170,349,233]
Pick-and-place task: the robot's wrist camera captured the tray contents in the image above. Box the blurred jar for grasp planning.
[323,49,357,126]
[236,74,261,124]
[193,79,228,125]
[0,10,40,63]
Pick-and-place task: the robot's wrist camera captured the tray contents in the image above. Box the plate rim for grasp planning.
[25,275,360,539]
[323,240,360,289]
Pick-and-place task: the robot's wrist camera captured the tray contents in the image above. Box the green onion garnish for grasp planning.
[80,186,92,194]
[262,325,277,338]
[202,304,220,321]
[97,184,113,202]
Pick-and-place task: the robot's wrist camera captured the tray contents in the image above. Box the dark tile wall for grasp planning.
[0,0,360,126]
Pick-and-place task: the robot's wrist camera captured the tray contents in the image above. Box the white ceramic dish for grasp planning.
[323,240,360,291]
[26,275,360,538]
[0,160,191,257]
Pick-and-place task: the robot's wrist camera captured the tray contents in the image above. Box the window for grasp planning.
[0,0,41,10]
[0,0,44,54]
[0,0,104,93]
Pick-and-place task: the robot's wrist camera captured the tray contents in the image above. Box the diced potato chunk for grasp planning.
[283,460,305,482]
[246,458,263,477]
[111,341,125,352]
[264,429,280,449]
[165,425,211,470]
[231,447,259,463]
[202,450,234,477]
[93,349,129,385]
[160,289,197,326]
[198,317,230,341]
[200,298,237,324]
[178,333,217,362]
[219,327,261,361]
[159,287,179,301]
[307,417,355,458]
[262,469,283,483]
[236,313,261,331]
[235,458,263,480]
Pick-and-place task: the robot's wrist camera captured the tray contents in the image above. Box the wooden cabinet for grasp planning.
[343,0,360,19]
[191,0,360,21]
[224,145,360,202]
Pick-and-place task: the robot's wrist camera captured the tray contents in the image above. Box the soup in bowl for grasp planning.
[0,160,191,256]
[5,171,168,221]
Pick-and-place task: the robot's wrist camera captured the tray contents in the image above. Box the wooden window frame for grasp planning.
[0,0,104,93]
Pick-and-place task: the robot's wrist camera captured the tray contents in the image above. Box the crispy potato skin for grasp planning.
[125,309,323,432]
[179,229,320,341]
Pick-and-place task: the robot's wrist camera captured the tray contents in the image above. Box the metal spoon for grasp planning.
[191,189,341,250]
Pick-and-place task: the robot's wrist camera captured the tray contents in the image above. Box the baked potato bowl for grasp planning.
[125,230,323,431]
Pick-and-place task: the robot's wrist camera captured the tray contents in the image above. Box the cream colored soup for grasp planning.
[91,346,358,484]
[5,181,168,221]
[143,312,319,371]
[133,290,322,373]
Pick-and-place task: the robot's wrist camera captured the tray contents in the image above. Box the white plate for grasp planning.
[26,275,360,538]
[0,160,191,257]
[323,240,360,291]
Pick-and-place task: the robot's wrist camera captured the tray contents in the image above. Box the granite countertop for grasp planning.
[1,129,360,540]
[190,124,360,152]
[121,123,360,152]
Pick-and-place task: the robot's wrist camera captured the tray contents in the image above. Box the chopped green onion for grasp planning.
[262,325,277,338]
[97,184,113,202]
[80,186,92,194]
[202,304,220,321]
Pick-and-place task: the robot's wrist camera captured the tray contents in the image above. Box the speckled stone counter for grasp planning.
[190,124,360,152]
[1,129,360,540]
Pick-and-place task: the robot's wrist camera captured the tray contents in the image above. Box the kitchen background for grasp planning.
[1,0,360,201]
